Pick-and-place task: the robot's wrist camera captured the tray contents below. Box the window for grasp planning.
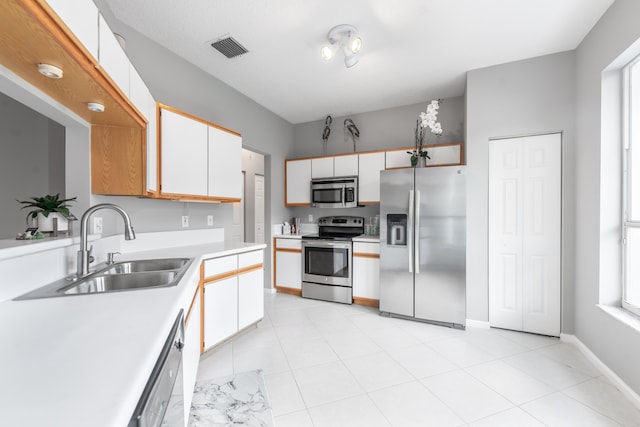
[623,54,640,316]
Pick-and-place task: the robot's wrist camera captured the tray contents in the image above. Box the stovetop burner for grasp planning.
[304,216,365,240]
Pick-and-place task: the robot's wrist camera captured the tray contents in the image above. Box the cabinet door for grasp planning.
[238,268,264,330]
[285,159,311,205]
[353,242,380,300]
[334,154,359,176]
[311,157,334,178]
[385,149,411,169]
[183,290,201,426]
[425,143,463,166]
[358,152,385,203]
[146,98,158,193]
[160,108,208,196]
[98,14,129,95]
[46,0,98,60]
[275,251,302,289]
[203,276,238,348]
[208,126,242,199]
[129,65,149,120]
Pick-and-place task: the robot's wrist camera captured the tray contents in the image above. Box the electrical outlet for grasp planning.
[207,215,214,226]
[308,214,313,222]
[181,215,189,227]
[93,217,103,234]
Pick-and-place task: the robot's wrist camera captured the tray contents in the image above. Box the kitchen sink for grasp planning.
[62,271,178,295]
[15,257,194,300]
[101,258,191,274]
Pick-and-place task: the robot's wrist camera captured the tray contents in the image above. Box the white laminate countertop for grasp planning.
[0,240,265,427]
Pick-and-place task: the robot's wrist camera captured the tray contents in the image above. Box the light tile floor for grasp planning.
[195,293,640,426]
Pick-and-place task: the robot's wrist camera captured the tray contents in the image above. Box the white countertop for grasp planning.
[0,239,265,427]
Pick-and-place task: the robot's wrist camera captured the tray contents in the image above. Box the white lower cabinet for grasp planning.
[203,276,238,348]
[183,289,201,425]
[352,242,380,302]
[239,268,264,330]
[274,238,302,290]
[202,250,264,350]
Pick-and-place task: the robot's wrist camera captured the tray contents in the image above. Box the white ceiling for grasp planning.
[100,0,613,124]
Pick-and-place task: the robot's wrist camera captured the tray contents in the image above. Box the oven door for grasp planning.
[302,239,352,287]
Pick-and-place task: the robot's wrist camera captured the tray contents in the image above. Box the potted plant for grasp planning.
[408,99,443,167]
[17,193,77,232]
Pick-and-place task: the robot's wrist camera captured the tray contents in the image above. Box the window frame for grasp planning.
[622,54,640,317]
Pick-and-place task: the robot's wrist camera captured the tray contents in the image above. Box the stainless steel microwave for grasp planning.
[310,176,358,208]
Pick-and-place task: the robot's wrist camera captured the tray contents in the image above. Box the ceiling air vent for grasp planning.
[211,36,248,59]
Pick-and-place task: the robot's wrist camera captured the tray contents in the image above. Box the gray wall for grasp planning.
[293,96,465,159]
[573,0,640,395]
[0,92,65,239]
[465,51,576,331]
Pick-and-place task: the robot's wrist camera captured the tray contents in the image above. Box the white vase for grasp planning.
[36,212,69,232]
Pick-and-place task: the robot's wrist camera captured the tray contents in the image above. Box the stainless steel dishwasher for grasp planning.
[129,310,185,427]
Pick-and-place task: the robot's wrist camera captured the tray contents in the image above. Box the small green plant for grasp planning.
[17,193,76,223]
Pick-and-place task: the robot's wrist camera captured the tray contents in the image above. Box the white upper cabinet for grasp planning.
[311,157,334,178]
[385,149,411,169]
[334,154,359,176]
[160,108,208,196]
[208,126,242,199]
[286,159,311,205]
[146,97,157,193]
[358,152,385,203]
[129,65,149,119]
[98,14,129,95]
[46,0,99,60]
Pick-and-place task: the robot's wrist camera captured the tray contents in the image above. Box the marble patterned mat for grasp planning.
[188,369,274,427]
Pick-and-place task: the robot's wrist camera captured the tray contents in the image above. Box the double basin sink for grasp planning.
[16,258,193,300]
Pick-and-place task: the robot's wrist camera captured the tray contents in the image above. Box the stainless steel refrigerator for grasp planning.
[379,166,466,328]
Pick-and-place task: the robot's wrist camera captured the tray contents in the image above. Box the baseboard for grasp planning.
[274,286,302,296]
[353,297,379,308]
[561,333,640,410]
[466,319,490,329]
[264,287,277,294]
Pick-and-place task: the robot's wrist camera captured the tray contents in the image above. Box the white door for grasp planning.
[254,174,265,243]
[489,133,561,336]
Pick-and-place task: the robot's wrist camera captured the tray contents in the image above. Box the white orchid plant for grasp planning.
[408,99,443,164]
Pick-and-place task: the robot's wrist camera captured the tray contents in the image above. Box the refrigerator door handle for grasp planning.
[415,190,421,275]
[408,190,414,273]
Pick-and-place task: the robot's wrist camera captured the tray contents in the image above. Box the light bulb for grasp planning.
[38,63,63,79]
[350,37,362,54]
[321,45,334,61]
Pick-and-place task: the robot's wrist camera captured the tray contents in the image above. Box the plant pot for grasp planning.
[410,157,419,167]
[36,212,69,232]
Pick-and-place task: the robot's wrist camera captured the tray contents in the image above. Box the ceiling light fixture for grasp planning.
[37,63,63,79]
[321,24,362,68]
[87,102,105,113]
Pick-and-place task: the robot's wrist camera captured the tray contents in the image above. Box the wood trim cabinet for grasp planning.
[284,142,463,206]
[352,241,380,307]
[273,237,302,295]
[201,250,264,352]
[158,104,242,202]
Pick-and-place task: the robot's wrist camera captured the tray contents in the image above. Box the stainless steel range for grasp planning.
[301,216,365,304]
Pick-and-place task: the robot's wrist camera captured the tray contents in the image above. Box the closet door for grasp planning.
[489,133,561,336]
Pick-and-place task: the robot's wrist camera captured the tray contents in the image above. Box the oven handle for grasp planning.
[302,240,352,249]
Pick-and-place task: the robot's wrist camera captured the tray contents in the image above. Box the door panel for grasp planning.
[379,168,414,317]
[489,140,524,331]
[414,167,466,325]
[489,133,561,336]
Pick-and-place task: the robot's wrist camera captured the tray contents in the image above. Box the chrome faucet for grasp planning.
[77,203,135,277]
